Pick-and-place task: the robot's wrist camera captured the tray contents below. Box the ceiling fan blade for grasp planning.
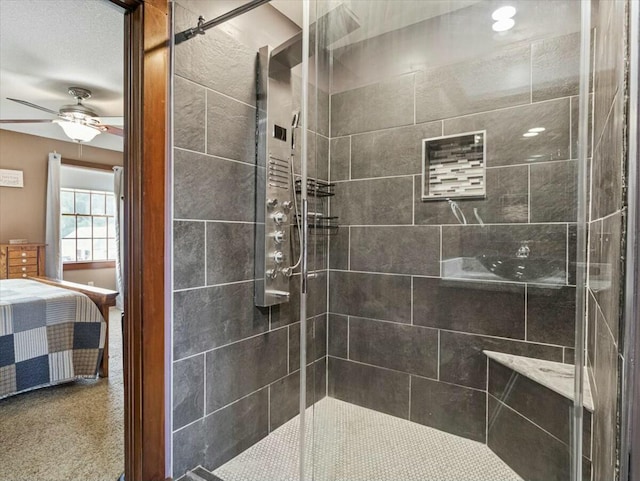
[97,116,124,126]
[6,98,59,116]
[0,119,54,123]
[103,125,124,137]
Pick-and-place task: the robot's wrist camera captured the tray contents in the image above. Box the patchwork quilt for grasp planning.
[0,279,106,399]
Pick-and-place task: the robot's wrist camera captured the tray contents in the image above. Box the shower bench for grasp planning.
[484,350,593,481]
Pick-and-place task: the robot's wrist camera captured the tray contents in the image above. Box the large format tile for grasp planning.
[329,228,349,270]
[410,377,486,442]
[288,315,327,370]
[439,331,563,389]
[593,0,625,144]
[413,277,525,339]
[174,220,205,290]
[488,359,591,456]
[443,98,571,167]
[174,4,256,106]
[206,90,256,164]
[349,226,440,276]
[442,224,568,284]
[531,32,581,102]
[593,212,622,342]
[330,137,350,181]
[203,388,269,471]
[530,160,578,223]
[414,165,529,225]
[348,317,438,378]
[527,285,576,346]
[415,44,530,123]
[174,75,206,153]
[173,354,205,431]
[591,94,623,220]
[269,359,326,431]
[350,122,442,179]
[271,271,327,328]
[328,314,348,358]
[205,328,288,412]
[332,177,413,225]
[488,396,571,481]
[329,271,411,323]
[174,149,256,222]
[173,281,269,359]
[331,74,415,137]
[206,222,254,284]
[328,357,410,419]
[173,418,205,478]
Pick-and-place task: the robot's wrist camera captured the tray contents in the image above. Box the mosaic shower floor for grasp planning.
[211,397,523,481]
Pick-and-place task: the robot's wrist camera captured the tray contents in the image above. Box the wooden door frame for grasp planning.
[109,1,169,480]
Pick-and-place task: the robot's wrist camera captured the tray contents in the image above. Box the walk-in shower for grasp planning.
[171,1,632,480]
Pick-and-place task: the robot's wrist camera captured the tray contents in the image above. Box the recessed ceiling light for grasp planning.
[492,6,517,21]
[523,132,539,138]
[528,127,546,133]
[492,18,515,32]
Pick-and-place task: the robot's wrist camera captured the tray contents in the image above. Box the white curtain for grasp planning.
[113,166,124,310]
[45,152,62,279]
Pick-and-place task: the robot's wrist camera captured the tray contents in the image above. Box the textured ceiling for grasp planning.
[0,0,124,151]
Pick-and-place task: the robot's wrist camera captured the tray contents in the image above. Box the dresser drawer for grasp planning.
[7,248,38,260]
[8,266,38,278]
[8,257,38,267]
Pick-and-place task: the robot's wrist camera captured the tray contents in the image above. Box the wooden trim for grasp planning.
[61,158,119,171]
[63,260,116,271]
[121,1,169,480]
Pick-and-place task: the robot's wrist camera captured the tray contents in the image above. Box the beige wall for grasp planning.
[0,129,123,289]
[0,129,122,242]
[64,267,117,290]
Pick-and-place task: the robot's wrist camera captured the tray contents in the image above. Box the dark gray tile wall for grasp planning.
[172,4,329,478]
[327,31,583,449]
[587,1,628,480]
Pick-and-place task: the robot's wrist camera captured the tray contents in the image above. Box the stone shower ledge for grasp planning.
[484,350,594,412]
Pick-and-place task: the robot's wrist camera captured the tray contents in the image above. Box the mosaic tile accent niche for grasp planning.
[421,131,486,200]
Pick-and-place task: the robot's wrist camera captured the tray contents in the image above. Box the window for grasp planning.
[61,188,116,263]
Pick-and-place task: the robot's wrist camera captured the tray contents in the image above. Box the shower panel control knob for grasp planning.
[267,198,278,209]
[273,231,285,243]
[282,201,293,211]
[272,211,287,224]
[272,251,285,264]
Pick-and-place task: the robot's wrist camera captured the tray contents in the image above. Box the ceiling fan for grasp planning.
[0,87,124,143]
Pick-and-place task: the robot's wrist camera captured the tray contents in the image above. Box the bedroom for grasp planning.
[0,1,126,479]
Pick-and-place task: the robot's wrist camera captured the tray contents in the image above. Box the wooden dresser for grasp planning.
[0,243,46,279]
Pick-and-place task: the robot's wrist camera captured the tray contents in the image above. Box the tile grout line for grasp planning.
[437,330,441,381]
[408,375,412,420]
[527,165,531,223]
[204,88,208,153]
[410,276,414,325]
[203,352,207,418]
[524,284,528,341]
[203,221,207,286]
[529,44,533,104]
[177,74,257,109]
[347,316,350,359]
[486,358,490,444]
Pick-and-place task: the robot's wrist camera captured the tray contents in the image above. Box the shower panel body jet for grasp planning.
[255,46,295,307]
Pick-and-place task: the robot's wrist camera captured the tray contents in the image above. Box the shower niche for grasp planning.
[421,131,486,201]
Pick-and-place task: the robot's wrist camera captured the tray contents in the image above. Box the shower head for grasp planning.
[270,4,360,70]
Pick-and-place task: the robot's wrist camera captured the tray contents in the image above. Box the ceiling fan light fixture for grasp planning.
[53,119,101,143]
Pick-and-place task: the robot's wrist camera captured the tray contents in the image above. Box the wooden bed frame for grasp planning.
[31,276,118,377]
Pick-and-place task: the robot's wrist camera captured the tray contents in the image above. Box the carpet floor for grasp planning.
[0,308,124,481]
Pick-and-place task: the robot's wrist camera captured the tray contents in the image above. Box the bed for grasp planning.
[0,277,117,400]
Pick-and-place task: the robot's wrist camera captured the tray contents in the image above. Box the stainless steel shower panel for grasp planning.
[255,46,294,307]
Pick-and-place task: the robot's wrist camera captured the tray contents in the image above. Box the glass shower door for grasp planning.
[312,1,591,480]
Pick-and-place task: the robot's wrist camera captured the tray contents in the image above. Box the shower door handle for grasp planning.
[301,198,309,294]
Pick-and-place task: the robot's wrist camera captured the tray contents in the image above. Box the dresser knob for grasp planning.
[22,259,27,263]
[22,274,27,278]
[21,267,26,272]
[21,252,26,257]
